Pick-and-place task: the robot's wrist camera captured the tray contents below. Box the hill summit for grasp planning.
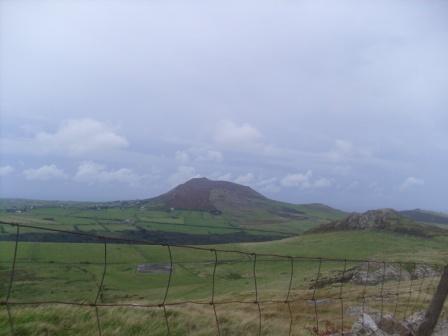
[147,177,266,212]
[308,208,446,238]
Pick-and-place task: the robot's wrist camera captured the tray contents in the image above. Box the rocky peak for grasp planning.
[343,209,399,230]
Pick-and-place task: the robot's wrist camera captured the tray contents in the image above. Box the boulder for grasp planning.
[352,314,389,336]
[404,311,448,336]
[351,311,448,336]
[377,315,413,336]
[351,263,410,285]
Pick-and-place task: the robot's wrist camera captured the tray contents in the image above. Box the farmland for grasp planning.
[1,225,448,335]
[0,203,344,245]
[1,187,448,335]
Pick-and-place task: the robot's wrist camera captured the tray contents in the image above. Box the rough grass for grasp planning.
[0,201,344,239]
[1,229,447,335]
[1,279,444,336]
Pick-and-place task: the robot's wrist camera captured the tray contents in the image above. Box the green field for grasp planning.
[1,228,448,335]
[0,202,344,244]
[1,198,447,335]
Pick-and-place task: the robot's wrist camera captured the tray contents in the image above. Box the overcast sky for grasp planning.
[1,0,447,211]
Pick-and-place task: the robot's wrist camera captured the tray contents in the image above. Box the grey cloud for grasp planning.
[1,0,447,211]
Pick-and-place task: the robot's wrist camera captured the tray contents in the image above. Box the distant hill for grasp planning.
[308,208,447,238]
[144,177,345,225]
[0,178,346,244]
[400,209,448,226]
[0,198,87,210]
[147,177,267,213]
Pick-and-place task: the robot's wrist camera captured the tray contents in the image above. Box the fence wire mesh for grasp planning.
[0,221,446,335]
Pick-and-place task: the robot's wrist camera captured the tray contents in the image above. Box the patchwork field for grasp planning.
[1,227,448,335]
[0,203,344,245]
[1,193,447,335]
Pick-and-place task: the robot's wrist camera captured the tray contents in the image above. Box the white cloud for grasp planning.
[369,182,384,196]
[256,177,277,187]
[346,180,360,191]
[212,121,304,159]
[313,177,332,188]
[214,172,233,181]
[256,177,280,193]
[35,119,128,155]
[175,148,223,164]
[212,121,305,159]
[168,166,199,186]
[214,120,262,149]
[175,150,190,164]
[325,139,371,162]
[234,172,255,184]
[197,149,223,162]
[281,170,332,189]
[281,170,313,188]
[331,165,352,176]
[23,164,67,181]
[74,161,141,186]
[399,177,425,191]
[0,165,14,177]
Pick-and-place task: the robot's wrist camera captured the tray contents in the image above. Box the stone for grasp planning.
[352,314,389,336]
[377,315,413,336]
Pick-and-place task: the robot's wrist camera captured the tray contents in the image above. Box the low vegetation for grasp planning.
[1,179,447,335]
[0,179,346,244]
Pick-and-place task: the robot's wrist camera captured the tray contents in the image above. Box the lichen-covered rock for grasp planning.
[377,315,412,336]
[352,314,389,336]
[309,263,440,289]
[404,311,448,336]
[351,311,448,336]
[412,264,441,279]
[351,263,410,285]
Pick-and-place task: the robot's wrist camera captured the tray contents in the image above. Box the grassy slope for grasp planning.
[1,199,446,335]
[1,231,448,335]
[1,230,447,335]
[0,200,345,239]
[245,231,448,264]
[400,209,448,226]
[2,231,447,302]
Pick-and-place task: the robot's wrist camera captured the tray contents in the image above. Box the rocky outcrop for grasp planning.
[310,209,401,231]
[307,208,446,238]
[352,314,389,336]
[351,263,410,285]
[310,262,441,288]
[350,312,448,336]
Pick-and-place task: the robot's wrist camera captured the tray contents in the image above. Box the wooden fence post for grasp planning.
[416,265,448,336]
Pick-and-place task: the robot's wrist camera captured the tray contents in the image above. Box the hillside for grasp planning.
[145,177,343,219]
[0,178,346,244]
[308,208,448,238]
[400,209,448,226]
[146,177,267,212]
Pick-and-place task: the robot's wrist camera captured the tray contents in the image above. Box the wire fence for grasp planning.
[0,221,446,335]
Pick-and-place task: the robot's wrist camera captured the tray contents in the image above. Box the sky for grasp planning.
[1,0,448,212]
